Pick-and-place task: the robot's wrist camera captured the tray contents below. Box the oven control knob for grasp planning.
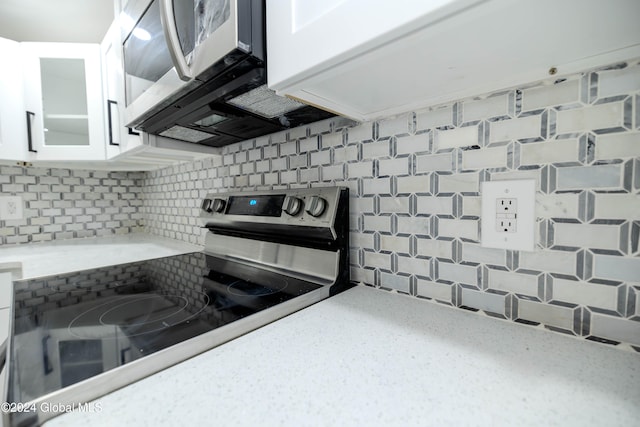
[211,198,226,213]
[282,196,303,216]
[305,196,327,217]
[201,198,213,213]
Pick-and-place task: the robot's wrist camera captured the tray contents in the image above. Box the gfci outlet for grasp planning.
[496,198,517,232]
[481,180,535,251]
[0,196,23,220]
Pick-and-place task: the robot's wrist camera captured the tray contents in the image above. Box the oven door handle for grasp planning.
[159,0,193,82]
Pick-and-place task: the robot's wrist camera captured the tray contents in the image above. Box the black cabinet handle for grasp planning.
[120,347,131,365]
[42,335,53,375]
[26,111,37,153]
[107,99,119,146]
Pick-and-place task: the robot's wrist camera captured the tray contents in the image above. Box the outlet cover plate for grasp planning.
[0,196,23,220]
[481,180,535,251]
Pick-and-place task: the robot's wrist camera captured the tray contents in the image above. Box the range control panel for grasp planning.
[200,187,346,228]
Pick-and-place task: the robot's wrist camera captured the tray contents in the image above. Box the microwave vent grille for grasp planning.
[159,126,213,143]
[227,85,306,119]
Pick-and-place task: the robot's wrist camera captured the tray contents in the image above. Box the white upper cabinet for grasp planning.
[0,37,28,162]
[101,21,143,160]
[1,18,218,168]
[267,0,640,121]
[21,42,106,161]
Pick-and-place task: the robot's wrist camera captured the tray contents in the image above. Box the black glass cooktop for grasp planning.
[10,252,321,403]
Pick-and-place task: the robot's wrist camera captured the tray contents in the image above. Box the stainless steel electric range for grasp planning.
[6,187,349,426]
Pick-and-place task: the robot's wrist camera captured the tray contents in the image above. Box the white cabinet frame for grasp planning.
[21,43,106,161]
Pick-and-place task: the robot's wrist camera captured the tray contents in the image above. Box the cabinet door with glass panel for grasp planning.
[21,43,106,161]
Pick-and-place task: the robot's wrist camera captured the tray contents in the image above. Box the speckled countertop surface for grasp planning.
[2,236,637,426]
[47,285,639,427]
[0,234,202,281]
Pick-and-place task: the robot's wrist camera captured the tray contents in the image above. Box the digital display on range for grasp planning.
[226,195,285,216]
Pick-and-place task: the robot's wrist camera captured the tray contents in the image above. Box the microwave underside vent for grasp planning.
[160,126,213,143]
[228,85,306,119]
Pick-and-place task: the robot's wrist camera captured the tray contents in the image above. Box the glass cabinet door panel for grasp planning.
[40,58,90,146]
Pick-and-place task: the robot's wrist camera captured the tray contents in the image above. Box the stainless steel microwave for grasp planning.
[121,0,333,147]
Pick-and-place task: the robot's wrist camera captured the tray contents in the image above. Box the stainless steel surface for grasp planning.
[0,339,7,373]
[189,0,239,75]
[212,198,226,213]
[204,234,340,285]
[201,198,213,213]
[120,0,151,39]
[122,0,239,72]
[201,187,342,239]
[123,0,240,128]
[122,0,200,126]
[305,196,327,217]
[282,195,302,216]
[1,278,13,427]
[0,354,7,427]
[160,0,192,81]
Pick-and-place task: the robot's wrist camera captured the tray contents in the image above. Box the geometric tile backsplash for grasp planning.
[0,168,144,244]
[2,59,639,351]
[141,58,640,351]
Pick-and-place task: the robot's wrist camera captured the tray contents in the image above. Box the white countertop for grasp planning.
[48,286,639,427]
[0,234,202,280]
[2,235,638,426]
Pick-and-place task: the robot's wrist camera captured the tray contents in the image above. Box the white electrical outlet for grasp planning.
[481,180,535,251]
[497,198,517,214]
[497,217,517,233]
[0,196,23,220]
[496,198,517,232]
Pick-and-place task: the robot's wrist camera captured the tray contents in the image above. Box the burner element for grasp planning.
[99,294,190,326]
[227,279,288,297]
[67,292,210,339]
